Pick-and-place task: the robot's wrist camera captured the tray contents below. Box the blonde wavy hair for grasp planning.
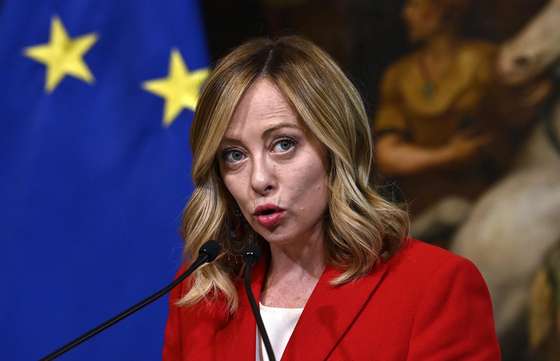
[179,36,409,312]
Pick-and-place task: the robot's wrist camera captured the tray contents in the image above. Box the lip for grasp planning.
[253,204,285,229]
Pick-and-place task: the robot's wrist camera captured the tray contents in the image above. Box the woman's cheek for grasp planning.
[223,173,247,206]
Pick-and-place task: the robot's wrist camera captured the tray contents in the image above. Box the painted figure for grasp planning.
[374,0,539,243]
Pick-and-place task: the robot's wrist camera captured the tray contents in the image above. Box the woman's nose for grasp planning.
[250,156,276,195]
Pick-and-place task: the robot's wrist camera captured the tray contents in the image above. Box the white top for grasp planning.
[256,303,304,361]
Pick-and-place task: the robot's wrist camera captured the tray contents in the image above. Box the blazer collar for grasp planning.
[282,260,390,361]
[215,256,391,361]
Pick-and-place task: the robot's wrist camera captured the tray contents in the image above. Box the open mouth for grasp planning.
[254,204,283,215]
[253,204,285,228]
[255,208,278,216]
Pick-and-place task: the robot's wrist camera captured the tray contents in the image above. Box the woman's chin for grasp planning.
[257,228,299,247]
[257,230,291,245]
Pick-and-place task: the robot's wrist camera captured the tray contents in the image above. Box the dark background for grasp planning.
[200,0,547,116]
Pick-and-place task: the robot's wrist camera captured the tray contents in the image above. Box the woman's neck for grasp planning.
[424,31,458,59]
[261,231,326,307]
[268,239,325,281]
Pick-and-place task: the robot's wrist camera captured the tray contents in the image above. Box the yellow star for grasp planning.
[142,49,209,127]
[23,16,98,93]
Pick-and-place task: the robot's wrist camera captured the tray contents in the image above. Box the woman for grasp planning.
[163,36,500,360]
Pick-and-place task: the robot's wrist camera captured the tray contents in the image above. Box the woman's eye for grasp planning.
[223,149,245,163]
[272,138,296,153]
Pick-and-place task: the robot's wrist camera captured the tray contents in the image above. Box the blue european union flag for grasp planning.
[0,1,209,359]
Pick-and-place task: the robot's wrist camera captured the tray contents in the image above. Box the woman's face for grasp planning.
[402,0,443,42]
[218,78,329,247]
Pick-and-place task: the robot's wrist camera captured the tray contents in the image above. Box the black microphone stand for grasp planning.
[243,244,276,361]
[40,240,221,361]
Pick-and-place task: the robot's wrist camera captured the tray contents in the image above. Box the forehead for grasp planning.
[225,78,300,137]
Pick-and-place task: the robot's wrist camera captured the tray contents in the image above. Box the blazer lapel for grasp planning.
[215,259,267,361]
[281,260,391,361]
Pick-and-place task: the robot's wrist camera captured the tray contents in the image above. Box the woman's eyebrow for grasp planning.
[262,123,301,138]
[220,123,301,146]
[219,137,242,147]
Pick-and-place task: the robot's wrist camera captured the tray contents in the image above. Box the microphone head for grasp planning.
[242,243,261,265]
[199,240,221,262]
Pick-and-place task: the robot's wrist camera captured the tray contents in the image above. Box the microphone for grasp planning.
[242,243,276,361]
[40,240,221,361]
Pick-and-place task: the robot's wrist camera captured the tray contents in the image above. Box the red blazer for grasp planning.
[163,239,501,360]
